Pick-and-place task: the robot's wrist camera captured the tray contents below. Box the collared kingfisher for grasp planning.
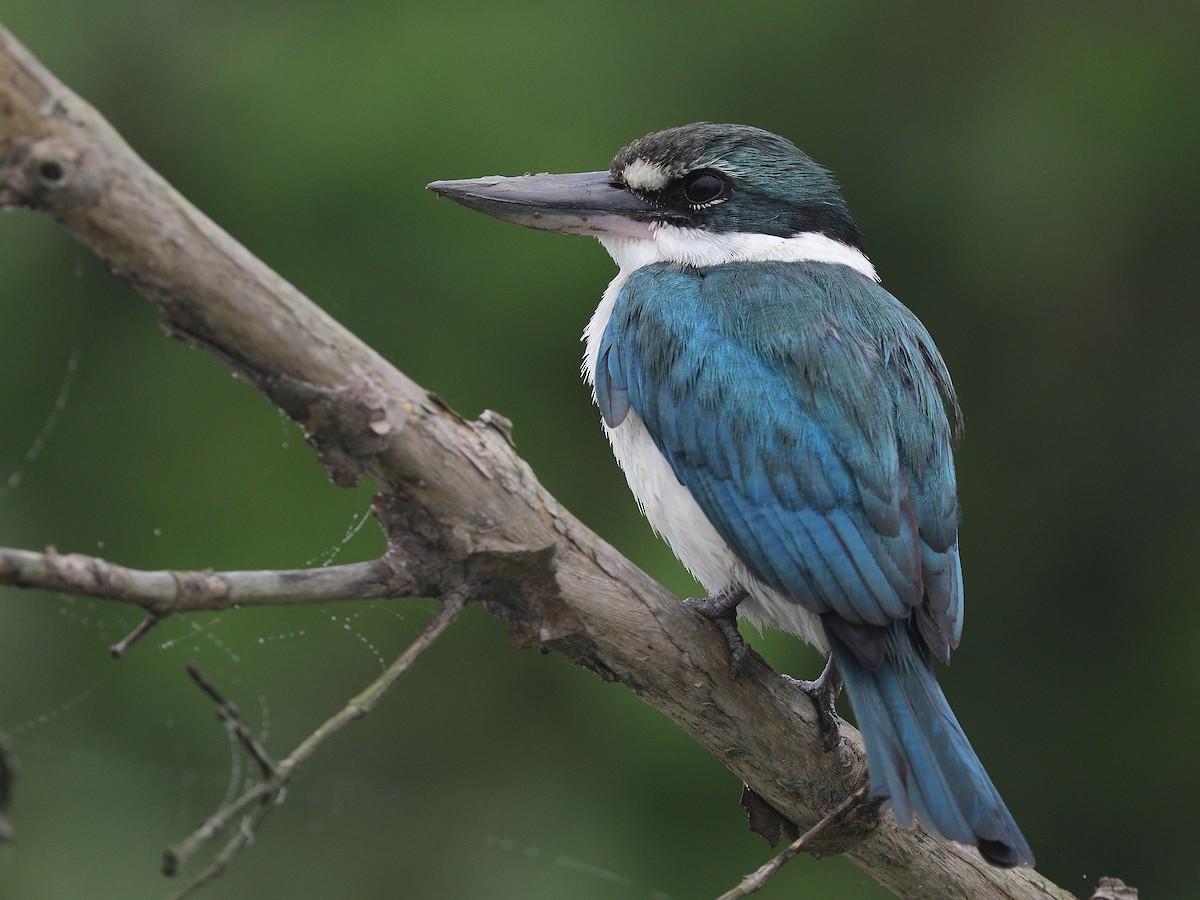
[429,123,1034,868]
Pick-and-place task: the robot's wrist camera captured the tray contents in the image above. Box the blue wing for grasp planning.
[596,260,963,662]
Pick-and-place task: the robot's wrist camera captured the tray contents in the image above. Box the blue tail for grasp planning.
[827,625,1034,867]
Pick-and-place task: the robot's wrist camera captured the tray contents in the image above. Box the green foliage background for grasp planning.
[1,2,1197,898]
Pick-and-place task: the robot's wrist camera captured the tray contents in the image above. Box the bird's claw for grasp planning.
[787,656,844,751]
[684,586,750,679]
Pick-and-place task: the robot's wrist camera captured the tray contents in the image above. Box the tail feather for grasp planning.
[827,624,1034,868]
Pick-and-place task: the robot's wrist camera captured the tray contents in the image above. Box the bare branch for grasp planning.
[185,663,277,778]
[169,792,273,900]
[0,25,1096,899]
[163,594,466,895]
[0,547,405,612]
[109,614,163,659]
[0,546,414,655]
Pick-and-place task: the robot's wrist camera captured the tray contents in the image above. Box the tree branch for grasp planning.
[0,545,412,655]
[183,662,278,780]
[0,25,1096,899]
[162,594,465,899]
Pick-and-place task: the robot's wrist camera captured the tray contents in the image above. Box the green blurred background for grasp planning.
[1,2,1197,898]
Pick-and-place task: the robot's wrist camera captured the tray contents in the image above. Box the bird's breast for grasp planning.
[605,410,827,649]
[582,263,827,651]
[584,266,736,590]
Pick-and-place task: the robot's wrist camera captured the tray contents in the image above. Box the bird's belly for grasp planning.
[605,412,827,652]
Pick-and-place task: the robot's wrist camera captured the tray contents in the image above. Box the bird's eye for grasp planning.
[682,171,726,205]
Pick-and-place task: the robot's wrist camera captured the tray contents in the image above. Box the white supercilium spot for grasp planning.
[621,157,671,192]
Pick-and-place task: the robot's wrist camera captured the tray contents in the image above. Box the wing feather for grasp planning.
[603,260,961,651]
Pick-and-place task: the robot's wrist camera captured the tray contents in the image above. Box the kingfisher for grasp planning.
[428,123,1034,868]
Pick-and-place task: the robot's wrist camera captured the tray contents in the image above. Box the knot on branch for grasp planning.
[372,488,578,648]
[467,543,581,647]
[34,546,129,597]
[0,136,85,208]
[170,569,231,610]
[1091,876,1139,900]
[475,409,515,447]
[272,375,407,488]
[740,784,882,858]
[800,792,884,858]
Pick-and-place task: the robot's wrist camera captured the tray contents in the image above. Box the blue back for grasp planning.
[595,260,964,663]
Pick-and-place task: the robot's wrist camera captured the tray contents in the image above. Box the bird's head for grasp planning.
[428,123,866,271]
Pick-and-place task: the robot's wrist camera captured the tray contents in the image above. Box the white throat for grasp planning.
[597,224,877,281]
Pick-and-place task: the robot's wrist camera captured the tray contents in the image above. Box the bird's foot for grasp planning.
[786,656,843,751]
[684,586,749,679]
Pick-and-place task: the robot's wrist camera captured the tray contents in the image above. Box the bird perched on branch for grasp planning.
[429,122,1033,868]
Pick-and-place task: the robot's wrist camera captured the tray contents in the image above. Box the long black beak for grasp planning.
[427,171,669,238]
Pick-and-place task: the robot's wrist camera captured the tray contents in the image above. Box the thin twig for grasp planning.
[110,612,161,658]
[170,798,273,900]
[0,547,412,658]
[0,731,15,843]
[715,785,870,900]
[0,547,403,611]
[185,663,277,778]
[162,593,467,890]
